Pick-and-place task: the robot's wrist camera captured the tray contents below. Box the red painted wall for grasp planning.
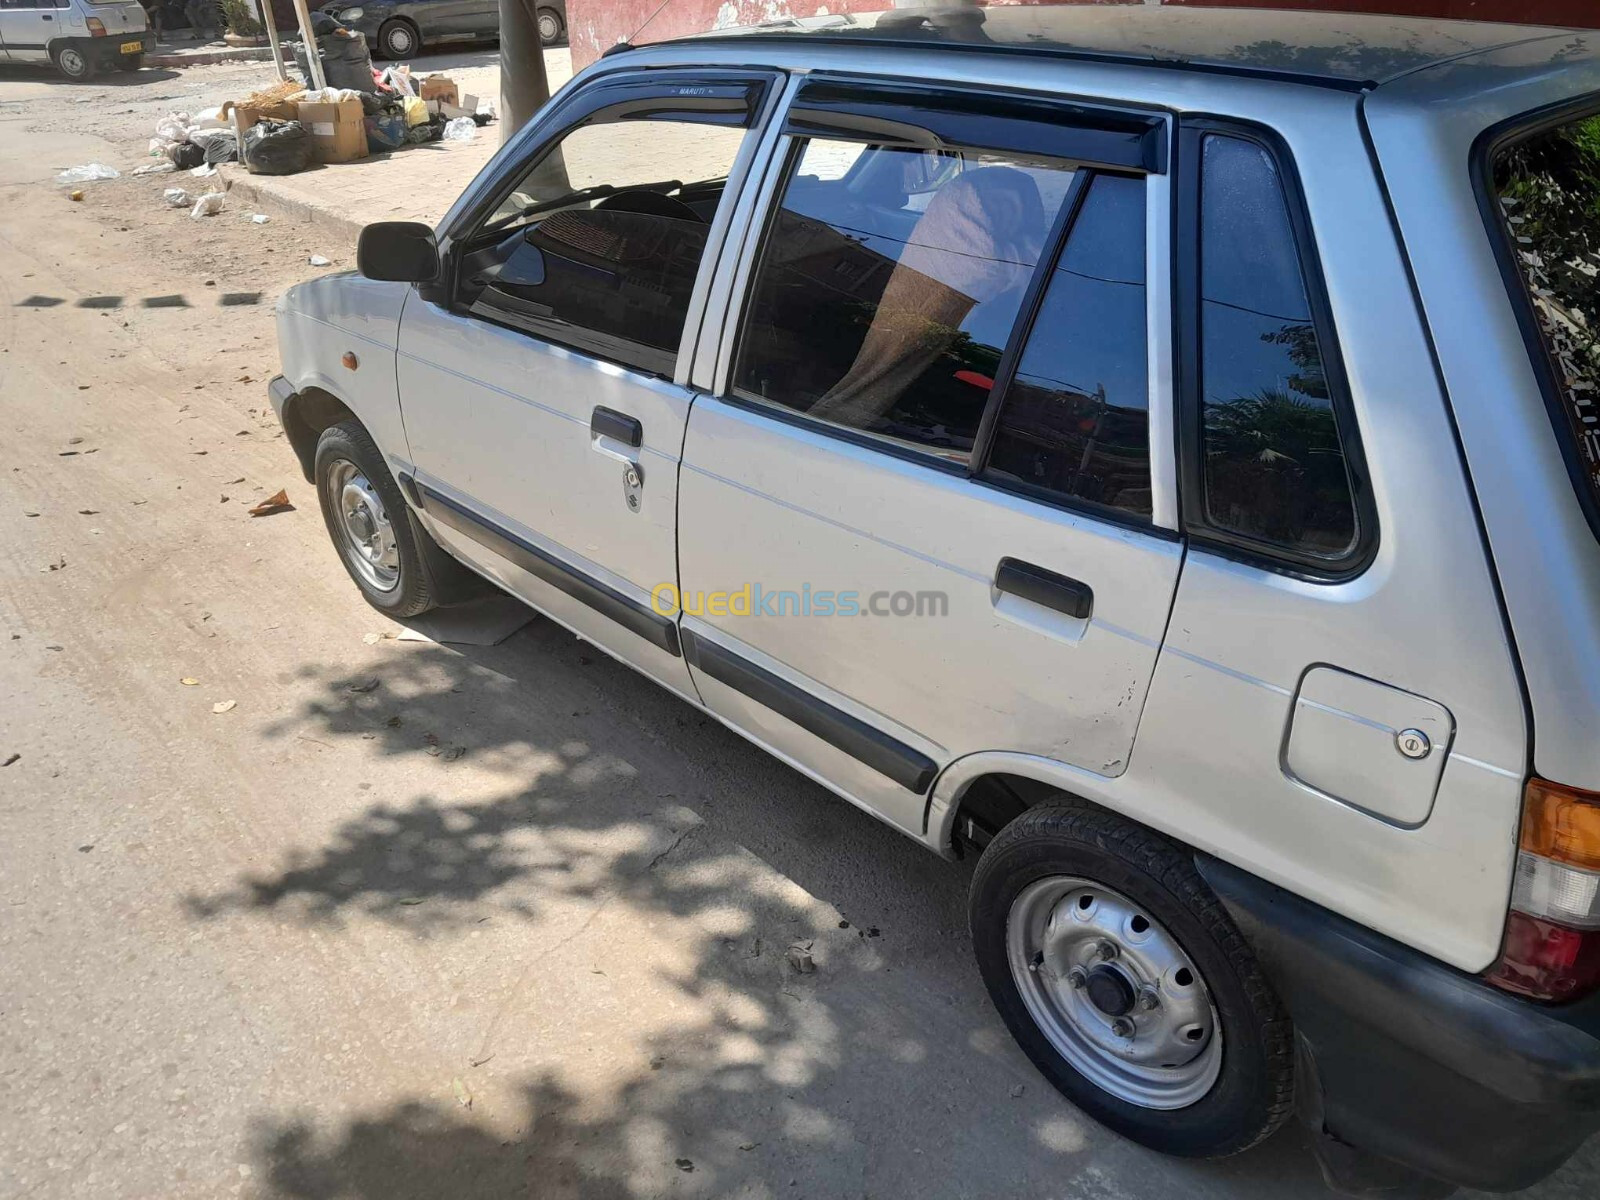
[568,0,1600,71]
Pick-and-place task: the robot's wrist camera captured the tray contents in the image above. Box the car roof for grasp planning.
[672,4,1580,91]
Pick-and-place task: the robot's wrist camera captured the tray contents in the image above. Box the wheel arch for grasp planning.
[281,386,358,482]
[928,752,1142,860]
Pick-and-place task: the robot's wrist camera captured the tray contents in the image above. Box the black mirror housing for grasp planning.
[357,222,441,283]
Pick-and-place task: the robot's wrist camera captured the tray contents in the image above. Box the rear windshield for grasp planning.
[1490,112,1600,524]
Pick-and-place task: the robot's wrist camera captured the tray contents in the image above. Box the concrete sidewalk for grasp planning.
[222,49,572,239]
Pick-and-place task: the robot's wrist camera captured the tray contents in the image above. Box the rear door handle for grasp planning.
[994,557,1094,620]
[591,406,642,448]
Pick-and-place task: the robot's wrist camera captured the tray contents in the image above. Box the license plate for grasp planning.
[120,40,142,54]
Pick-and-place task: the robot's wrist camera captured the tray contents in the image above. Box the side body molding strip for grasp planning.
[412,481,681,656]
[681,629,938,793]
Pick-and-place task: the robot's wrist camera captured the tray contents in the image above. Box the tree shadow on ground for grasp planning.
[193,617,1348,1198]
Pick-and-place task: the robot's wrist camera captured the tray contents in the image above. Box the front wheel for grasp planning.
[53,44,97,81]
[314,421,442,618]
[969,800,1294,1158]
[377,18,419,60]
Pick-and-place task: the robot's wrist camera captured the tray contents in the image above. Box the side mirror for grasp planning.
[357,221,440,283]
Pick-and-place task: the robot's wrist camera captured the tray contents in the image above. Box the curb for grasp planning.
[220,168,365,243]
[145,47,292,68]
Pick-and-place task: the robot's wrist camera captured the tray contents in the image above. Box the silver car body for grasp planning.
[273,9,1600,984]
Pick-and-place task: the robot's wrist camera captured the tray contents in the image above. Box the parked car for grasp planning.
[0,0,149,79]
[270,7,1600,1195]
[317,0,564,60]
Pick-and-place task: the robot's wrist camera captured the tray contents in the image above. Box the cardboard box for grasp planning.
[220,98,298,138]
[296,97,368,164]
[419,74,458,107]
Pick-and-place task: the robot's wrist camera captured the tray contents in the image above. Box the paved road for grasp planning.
[1,55,1597,1200]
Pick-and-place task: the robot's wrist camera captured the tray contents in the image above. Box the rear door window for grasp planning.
[1489,111,1600,525]
[734,139,1079,465]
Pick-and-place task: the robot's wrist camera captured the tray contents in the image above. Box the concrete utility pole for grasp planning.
[499,0,551,146]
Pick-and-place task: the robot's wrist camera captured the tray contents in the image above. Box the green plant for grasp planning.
[219,0,264,37]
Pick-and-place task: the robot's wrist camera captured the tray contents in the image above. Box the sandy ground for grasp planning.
[2,53,1598,1200]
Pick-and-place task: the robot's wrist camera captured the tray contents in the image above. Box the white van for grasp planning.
[0,0,149,79]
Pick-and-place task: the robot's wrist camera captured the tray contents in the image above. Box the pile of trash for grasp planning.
[140,60,494,182]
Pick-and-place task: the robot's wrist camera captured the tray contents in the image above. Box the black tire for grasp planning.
[969,799,1294,1158]
[52,44,97,81]
[536,6,564,46]
[118,52,144,71]
[314,421,454,619]
[377,18,421,60]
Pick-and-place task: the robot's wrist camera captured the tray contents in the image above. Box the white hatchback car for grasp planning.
[271,8,1600,1195]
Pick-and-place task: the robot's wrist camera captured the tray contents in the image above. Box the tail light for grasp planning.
[1486,779,1600,1001]
[86,16,106,35]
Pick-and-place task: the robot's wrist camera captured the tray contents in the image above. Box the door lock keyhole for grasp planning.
[623,461,643,512]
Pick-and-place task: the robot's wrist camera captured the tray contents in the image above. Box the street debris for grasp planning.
[250,214,270,225]
[675,1159,694,1173]
[55,164,119,186]
[442,117,477,143]
[68,190,84,203]
[180,678,199,686]
[190,193,225,220]
[212,700,237,714]
[131,161,176,177]
[450,1077,472,1108]
[2,754,19,768]
[163,188,190,209]
[247,490,293,517]
[786,940,817,974]
[348,678,380,693]
[308,255,331,267]
[399,897,424,906]
[1010,1084,1027,1098]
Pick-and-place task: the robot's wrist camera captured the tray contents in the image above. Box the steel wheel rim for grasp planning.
[328,458,401,593]
[59,48,87,75]
[1006,876,1222,1110]
[538,12,558,40]
[387,25,414,54]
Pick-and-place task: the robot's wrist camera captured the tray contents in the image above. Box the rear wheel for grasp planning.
[969,799,1294,1158]
[536,6,564,45]
[52,44,96,81]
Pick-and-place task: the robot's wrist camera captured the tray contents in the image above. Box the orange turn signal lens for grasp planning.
[1521,778,1600,872]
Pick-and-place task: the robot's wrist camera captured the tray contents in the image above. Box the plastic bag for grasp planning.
[365,110,408,153]
[442,117,476,142]
[402,95,428,127]
[190,192,225,219]
[242,119,312,176]
[162,187,190,208]
[155,112,191,142]
[168,142,206,170]
[132,161,177,176]
[192,106,227,129]
[55,163,119,185]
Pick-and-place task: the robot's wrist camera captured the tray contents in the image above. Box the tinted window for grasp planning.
[1492,113,1600,521]
[1198,134,1357,559]
[735,139,1077,464]
[457,110,749,377]
[985,174,1150,517]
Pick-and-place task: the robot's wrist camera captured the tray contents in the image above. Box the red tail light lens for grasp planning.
[1487,779,1600,1002]
[86,16,106,35]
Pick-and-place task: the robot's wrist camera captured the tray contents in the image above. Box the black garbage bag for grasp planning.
[202,132,237,165]
[243,120,313,176]
[294,32,376,94]
[168,141,205,170]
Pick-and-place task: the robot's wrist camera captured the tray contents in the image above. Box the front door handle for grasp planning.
[589,406,644,513]
[995,558,1094,620]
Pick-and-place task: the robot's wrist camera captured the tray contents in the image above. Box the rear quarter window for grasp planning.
[1489,110,1600,524]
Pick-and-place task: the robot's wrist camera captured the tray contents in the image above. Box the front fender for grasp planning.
[275,275,411,475]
